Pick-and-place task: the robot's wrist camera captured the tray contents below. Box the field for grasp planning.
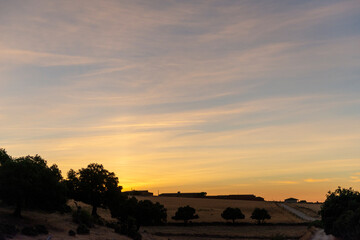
[136,196,304,223]
[142,225,309,240]
[0,198,320,240]
[289,203,321,219]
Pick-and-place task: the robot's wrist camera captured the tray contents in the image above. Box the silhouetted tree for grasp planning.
[66,163,122,216]
[221,207,245,224]
[0,148,11,165]
[320,187,360,240]
[0,154,67,217]
[251,208,271,224]
[172,205,199,225]
[135,200,167,226]
[109,196,138,222]
[109,197,167,228]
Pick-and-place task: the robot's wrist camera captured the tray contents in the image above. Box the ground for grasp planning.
[135,196,321,224]
[0,201,130,240]
[0,198,322,240]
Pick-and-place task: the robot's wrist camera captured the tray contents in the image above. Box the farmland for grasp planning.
[136,196,309,223]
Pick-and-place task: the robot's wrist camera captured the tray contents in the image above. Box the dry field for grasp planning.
[141,225,308,240]
[0,198,318,240]
[136,196,304,224]
[286,203,322,219]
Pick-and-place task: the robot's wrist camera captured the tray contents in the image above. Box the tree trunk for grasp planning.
[232,219,235,224]
[13,202,22,217]
[92,205,98,216]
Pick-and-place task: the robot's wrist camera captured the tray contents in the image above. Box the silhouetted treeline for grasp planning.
[0,149,66,217]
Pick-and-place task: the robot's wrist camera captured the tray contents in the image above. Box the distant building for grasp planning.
[207,194,264,201]
[123,190,153,196]
[284,198,298,203]
[159,191,207,198]
[299,200,307,203]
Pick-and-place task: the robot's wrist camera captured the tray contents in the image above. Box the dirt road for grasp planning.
[278,203,317,221]
[311,229,335,240]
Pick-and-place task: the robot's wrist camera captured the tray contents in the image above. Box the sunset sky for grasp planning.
[1,0,360,202]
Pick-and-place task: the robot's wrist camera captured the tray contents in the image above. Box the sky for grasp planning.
[1,0,360,202]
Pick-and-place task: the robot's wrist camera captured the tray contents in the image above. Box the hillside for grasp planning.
[136,196,307,223]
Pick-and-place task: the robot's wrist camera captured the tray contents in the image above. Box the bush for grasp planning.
[320,187,360,240]
[0,223,18,236]
[105,221,117,229]
[59,204,72,214]
[112,218,142,240]
[135,200,167,226]
[76,224,90,235]
[68,229,76,236]
[72,209,94,228]
[21,226,38,236]
[35,225,48,234]
[308,220,323,228]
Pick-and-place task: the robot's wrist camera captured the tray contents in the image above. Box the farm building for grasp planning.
[159,191,207,198]
[123,190,153,196]
[284,198,298,203]
[207,194,264,201]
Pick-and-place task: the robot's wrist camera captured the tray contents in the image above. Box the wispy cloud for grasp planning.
[0,0,359,201]
[304,178,330,183]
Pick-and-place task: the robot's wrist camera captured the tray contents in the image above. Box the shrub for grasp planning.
[76,224,90,235]
[59,204,72,214]
[135,200,167,226]
[21,226,38,236]
[320,187,360,240]
[72,209,94,228]
[35,225,48,234]
[112,217,142,240]
[0,223,18,236]
[68,229,76,236]
[308,220,323,228]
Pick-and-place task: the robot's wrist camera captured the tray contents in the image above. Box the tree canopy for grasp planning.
[251,208,271,224]
[172,205,199,225]
[66,163,122,216]
[0,154,67,217]
[109,197,167,228]
[0,148,11,165]
[320,187,360,240]
[221,207,245,223]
